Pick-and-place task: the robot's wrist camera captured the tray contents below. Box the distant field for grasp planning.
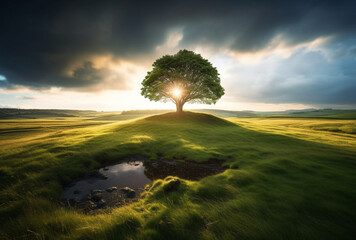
[2,108,356,120]
[232,118,356,151]
[0,111,355,239]
[0,108,103,119]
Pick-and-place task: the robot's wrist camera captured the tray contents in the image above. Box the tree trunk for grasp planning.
[176,102,184,113]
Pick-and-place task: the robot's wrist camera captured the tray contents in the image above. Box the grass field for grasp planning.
[0,111,356,239]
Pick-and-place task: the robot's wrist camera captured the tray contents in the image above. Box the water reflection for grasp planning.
[61,161,151,201]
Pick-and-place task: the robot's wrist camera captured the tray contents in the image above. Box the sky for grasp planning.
[0,0,356,111]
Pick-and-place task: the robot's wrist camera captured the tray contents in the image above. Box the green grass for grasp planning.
[232,118,356,150]
[1,112,356,239]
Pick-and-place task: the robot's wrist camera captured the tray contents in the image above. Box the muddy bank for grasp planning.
[144,158,228,181]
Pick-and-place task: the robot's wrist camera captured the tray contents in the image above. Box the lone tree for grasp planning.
[141,50,224,113]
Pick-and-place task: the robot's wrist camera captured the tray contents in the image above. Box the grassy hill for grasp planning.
[0,112,356,239]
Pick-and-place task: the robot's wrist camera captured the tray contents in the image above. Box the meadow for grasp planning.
[0,110,355,239]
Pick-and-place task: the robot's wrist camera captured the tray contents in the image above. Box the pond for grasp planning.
[60,156,227,211]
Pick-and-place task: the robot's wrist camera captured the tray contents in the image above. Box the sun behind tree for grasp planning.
[141,50,225,113]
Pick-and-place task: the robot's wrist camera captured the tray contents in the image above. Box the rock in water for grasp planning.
[91,189,103,194]
[97,199,106,208]
[91,190,103,202]
[85,201,97,210]
[126,190,136,198]
[106,187,118,192]
[120,187,136,198]
[163,179,181,192]
[120,187,133,193]
[92,194,102,202]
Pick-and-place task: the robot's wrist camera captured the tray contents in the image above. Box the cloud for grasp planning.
[61,61,133,91]
[179,1,356,53]
[0,0,355,106]
[225,48,356,105]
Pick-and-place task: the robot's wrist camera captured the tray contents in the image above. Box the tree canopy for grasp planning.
[141,50,225,113]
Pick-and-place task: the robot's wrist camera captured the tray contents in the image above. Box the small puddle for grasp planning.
[60,157,227,211]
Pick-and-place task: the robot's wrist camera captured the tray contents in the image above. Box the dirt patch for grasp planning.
[144,158,228,181]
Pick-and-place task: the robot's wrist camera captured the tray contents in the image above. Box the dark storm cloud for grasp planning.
[66,61,130,91]
[0,0,355,102]
[180,1,356,53]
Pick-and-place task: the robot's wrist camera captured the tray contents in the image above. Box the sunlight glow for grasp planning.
[172,88,182,98]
